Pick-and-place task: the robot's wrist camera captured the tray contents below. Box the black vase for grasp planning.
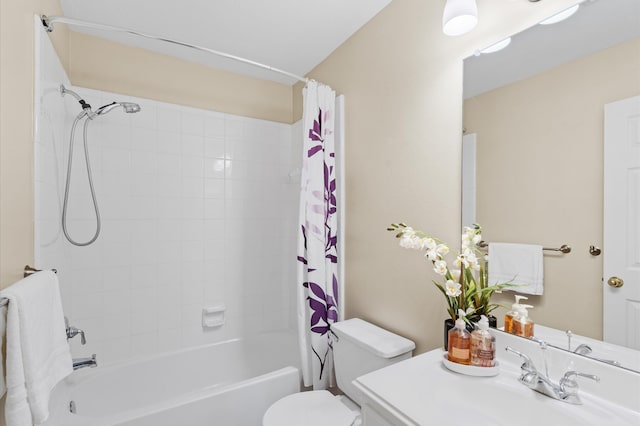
[487,314,498,329]
[443,315,497,350]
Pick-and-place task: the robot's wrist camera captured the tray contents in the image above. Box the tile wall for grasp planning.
[36,29,300,364]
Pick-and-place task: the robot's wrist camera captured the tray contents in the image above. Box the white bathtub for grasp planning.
[42,332,301,426]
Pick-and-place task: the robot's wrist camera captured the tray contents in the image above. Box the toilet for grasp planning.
[263,318,415,426]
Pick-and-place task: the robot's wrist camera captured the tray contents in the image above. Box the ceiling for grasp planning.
[464,0,640,98]
[59,0,392,85]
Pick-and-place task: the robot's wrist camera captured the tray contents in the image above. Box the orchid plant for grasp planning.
[387,223,514,323]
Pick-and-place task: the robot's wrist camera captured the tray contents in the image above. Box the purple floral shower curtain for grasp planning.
[296,81,339,389]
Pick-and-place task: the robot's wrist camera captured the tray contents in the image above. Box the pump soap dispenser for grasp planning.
[504,295,528,334]
[448,309,471,365]
[512,303,535,338]
[471,315,496,367]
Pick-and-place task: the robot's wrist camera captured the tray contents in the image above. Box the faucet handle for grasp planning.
[560,370,600,395]
[505,346,536,372]
[65,320,87,345]
[561,370,600,384]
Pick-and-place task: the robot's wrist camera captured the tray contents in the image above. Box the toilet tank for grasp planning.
[331,318,415,405]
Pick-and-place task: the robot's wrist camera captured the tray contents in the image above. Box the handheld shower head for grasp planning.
[120,102,141,113]
[95,101,141,116]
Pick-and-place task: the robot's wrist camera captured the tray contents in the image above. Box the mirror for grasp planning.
[462,0,640,371]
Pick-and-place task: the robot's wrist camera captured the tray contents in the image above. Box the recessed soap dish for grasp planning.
[202,304,226,328]
[442,352,500,377]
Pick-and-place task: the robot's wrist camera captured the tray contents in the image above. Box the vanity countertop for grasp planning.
[353,349,640,426]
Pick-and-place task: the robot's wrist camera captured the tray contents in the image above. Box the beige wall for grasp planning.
[67,32,294,124]
[1,0,579,354]
[0,0,67,288]
[302,0,579,353]
[465,38,640,340]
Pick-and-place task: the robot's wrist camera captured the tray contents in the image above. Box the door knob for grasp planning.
[607,276,624,288]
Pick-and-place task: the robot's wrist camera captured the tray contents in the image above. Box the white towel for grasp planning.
[0,304,6,398]
[0,271,73,426]
[488,243,544,295]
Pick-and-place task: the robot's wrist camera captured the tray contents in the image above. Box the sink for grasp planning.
[354,349,640,425]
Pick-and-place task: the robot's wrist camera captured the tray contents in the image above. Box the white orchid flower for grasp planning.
[425,249,439,261]
[455,254,469,268]
[445,280,461,297]
[423,237,437,251]
[399,236,414,249]
[434,260,448,276]
[436,244,449,256]
[450,268,461,282]
[400,234,422,250]
[472,234,482,245]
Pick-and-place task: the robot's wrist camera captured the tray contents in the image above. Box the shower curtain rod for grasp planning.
[41,15,310,85]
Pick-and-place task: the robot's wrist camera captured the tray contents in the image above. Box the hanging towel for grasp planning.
[0,304,6,399]
[488,243,544,295]
[0,271,73,426]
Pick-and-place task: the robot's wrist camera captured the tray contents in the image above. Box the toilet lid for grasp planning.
[263,390,357,426]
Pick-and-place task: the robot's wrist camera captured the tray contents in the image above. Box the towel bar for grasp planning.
[0,266,58,307]
[478,241,571,254]
[24,264,58,277]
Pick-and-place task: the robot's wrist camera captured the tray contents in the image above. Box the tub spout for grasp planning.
[73,354,97,370]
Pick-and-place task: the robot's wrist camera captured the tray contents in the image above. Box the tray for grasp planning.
[442,352,499,377]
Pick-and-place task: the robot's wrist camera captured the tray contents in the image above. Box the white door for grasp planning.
[603,95,640,349]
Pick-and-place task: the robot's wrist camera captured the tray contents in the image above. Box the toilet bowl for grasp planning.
[262,318,415,426]
[263,390,359,426]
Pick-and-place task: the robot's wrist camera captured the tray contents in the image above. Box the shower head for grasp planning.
[95,101,141,116]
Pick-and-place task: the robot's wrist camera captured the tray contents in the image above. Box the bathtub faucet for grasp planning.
[73,354,97,370]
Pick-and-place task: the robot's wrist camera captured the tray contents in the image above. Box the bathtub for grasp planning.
[42,332,301,426]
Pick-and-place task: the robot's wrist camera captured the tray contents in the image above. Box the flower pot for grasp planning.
[487,314,497,329]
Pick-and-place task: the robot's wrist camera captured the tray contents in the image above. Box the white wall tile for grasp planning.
[181,156,204,177]
[157,132,181,155]
[182,134,204,156]
[181,111,204,136]
[36,58,298,364]
[204,114,224,138]
[157,107,181,133]
[204,137,225,158]
[182,176,204,198]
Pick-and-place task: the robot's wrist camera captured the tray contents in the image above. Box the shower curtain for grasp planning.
[296,81,339,389]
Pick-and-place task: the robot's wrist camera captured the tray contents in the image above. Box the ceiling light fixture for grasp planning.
[442,0,478,36]
[476,37,512,55]
[539,4,580,25]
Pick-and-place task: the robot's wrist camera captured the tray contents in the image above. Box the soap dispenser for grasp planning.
[504,295,528,334]
[471,315,496,367]
[447,310,471,365]
[512,303,535,338]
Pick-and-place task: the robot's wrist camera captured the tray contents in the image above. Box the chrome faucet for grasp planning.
[573,344,622,367]
[505,346,600,404]
[65,317,86,345]
[72,354,97,370]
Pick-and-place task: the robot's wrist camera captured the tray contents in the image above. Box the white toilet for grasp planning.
[263,318,415,426]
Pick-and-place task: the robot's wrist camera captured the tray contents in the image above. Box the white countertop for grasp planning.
[353,349,640,426]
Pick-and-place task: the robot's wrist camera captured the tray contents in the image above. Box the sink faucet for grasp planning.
[505,346,600,404]
[573,344,622,367]
[73,354,97,370]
